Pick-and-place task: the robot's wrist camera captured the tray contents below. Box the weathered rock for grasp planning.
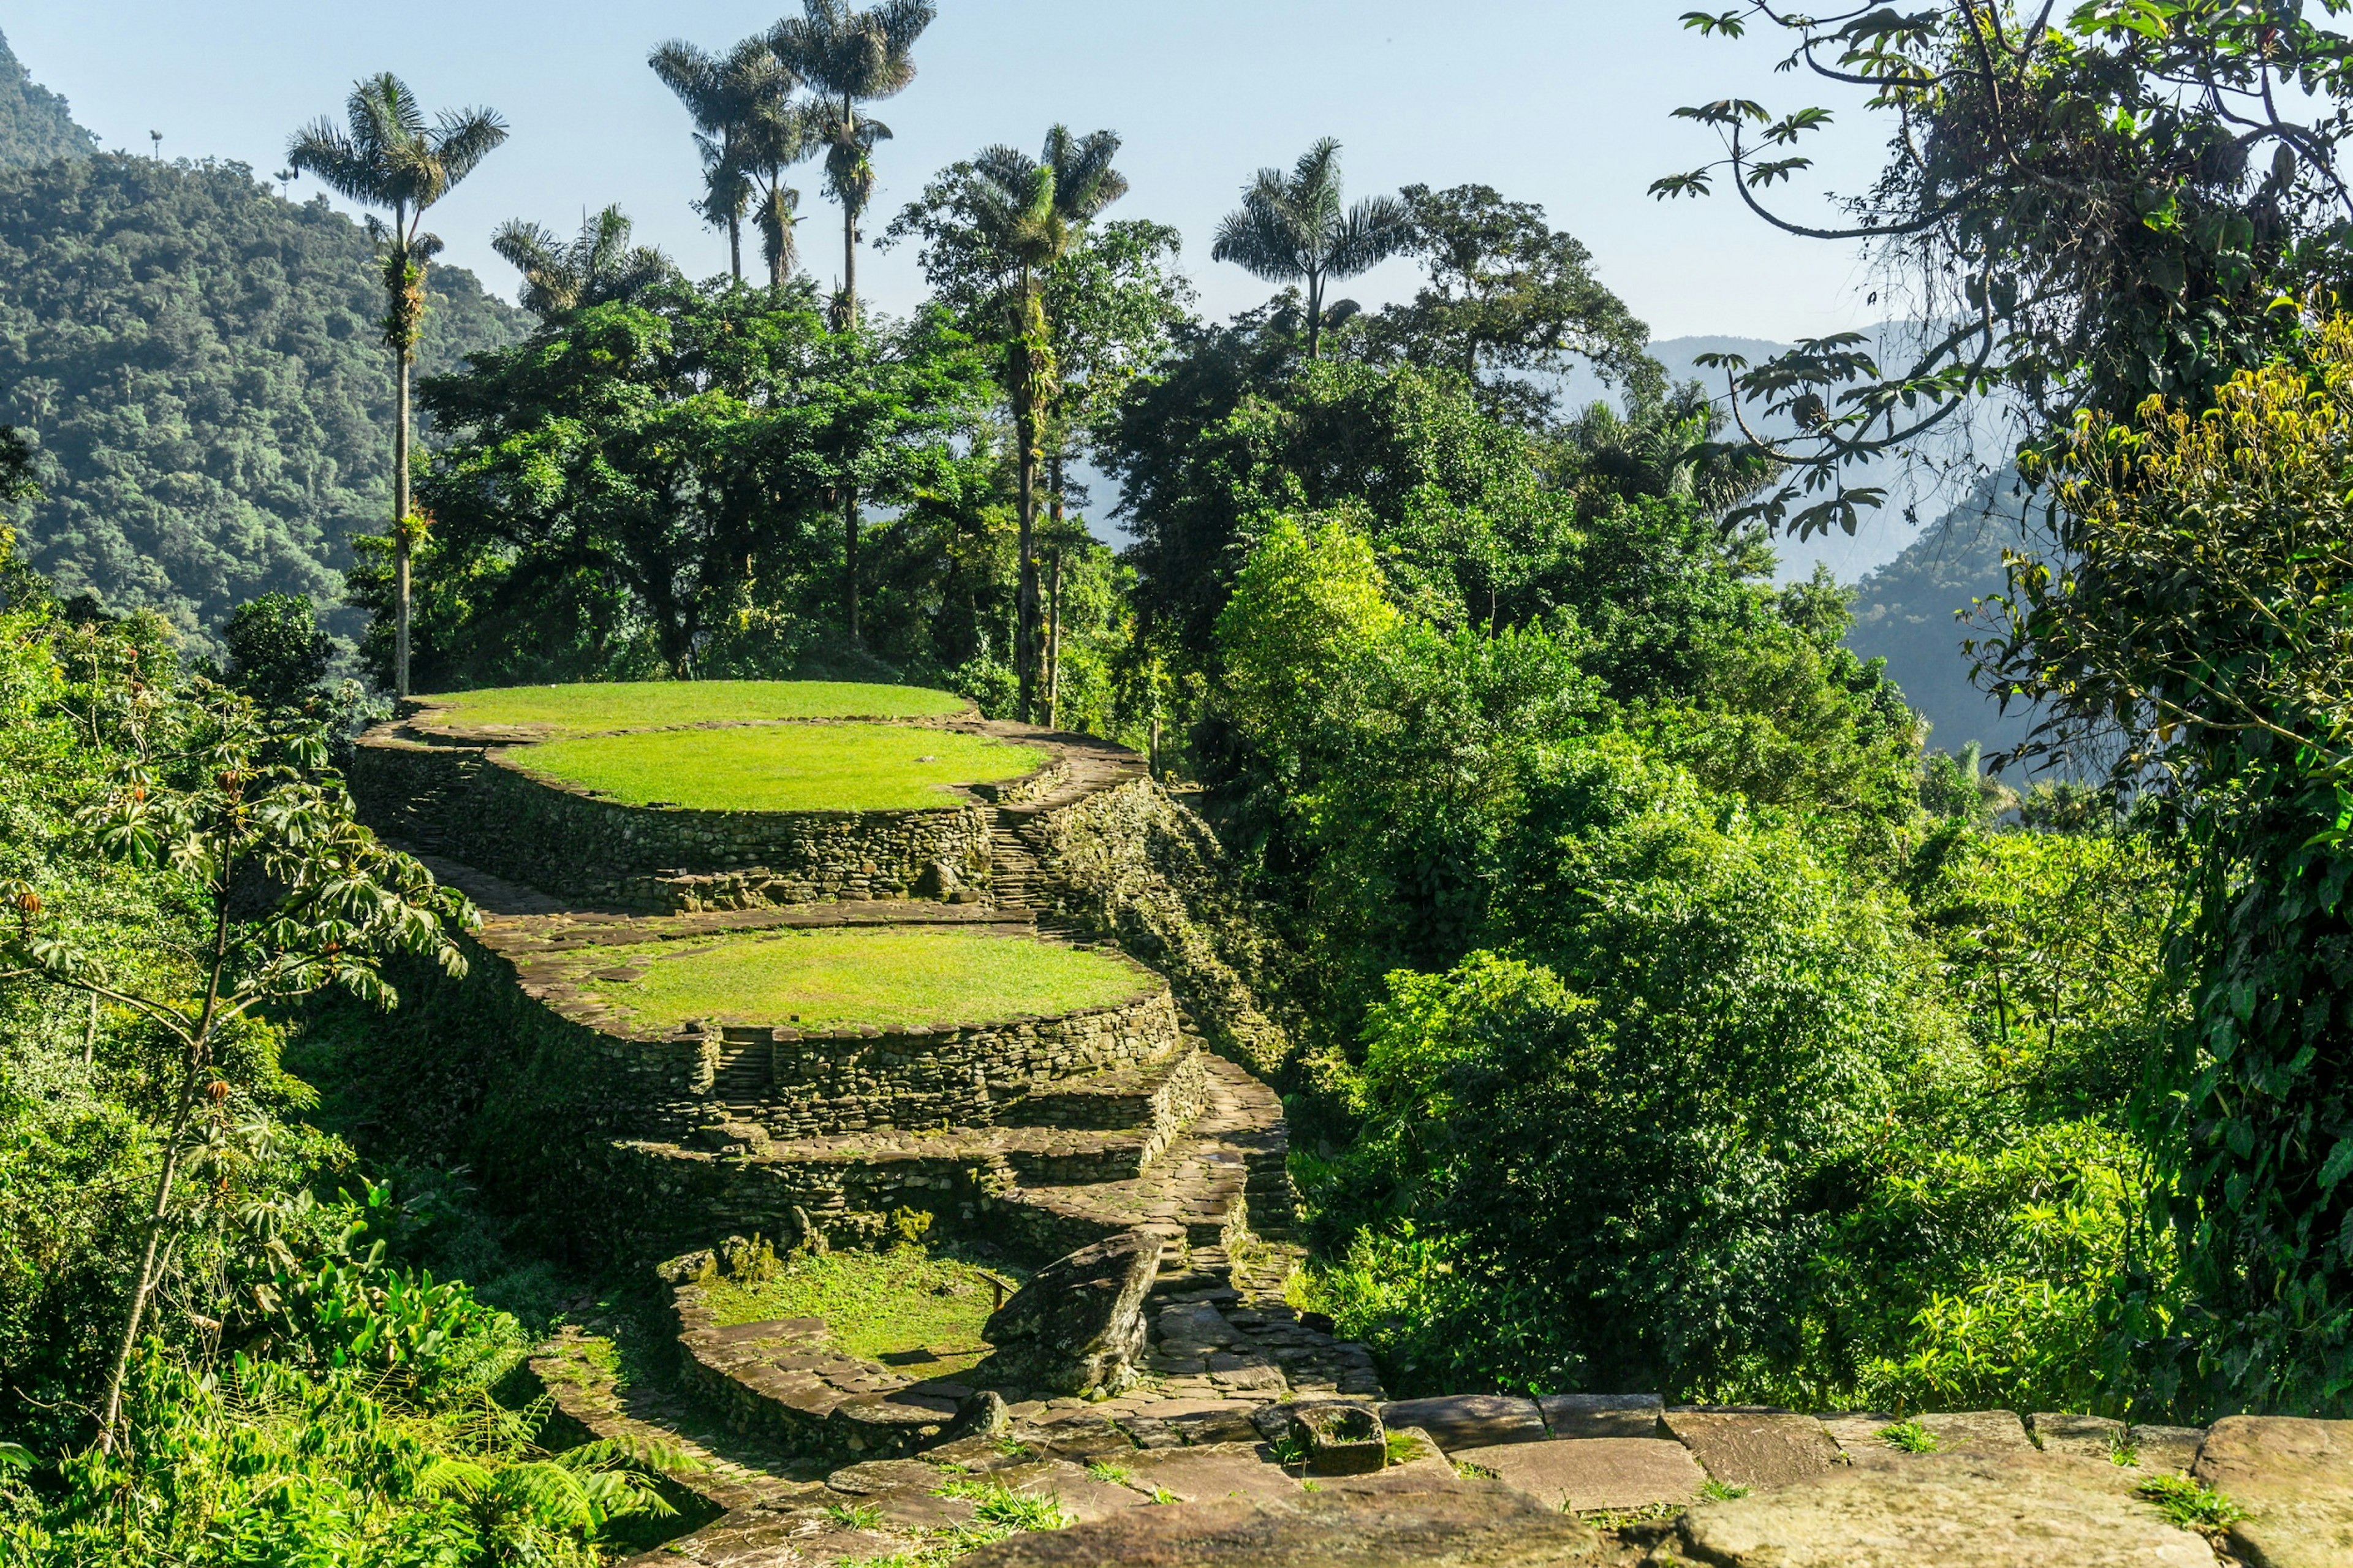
[1678,1450,2214,1567]
[1377,1393,1548,1450]
[1664,1409,1840,1491]
[984,1458,1155,1524]
[1290,1403,1385,1475]
[1919,1409,2033,1455]
[2030,1412,2128,1461]
[2128,1423,2206,1475]
[982,1229,1162,1395]
[1541,1392,1662,1439]
[927,1388,1010,1448]
[1119,1442,1306,1504]
[1477,1436,1707,1513]
[2194,1414,2353,1568]
[958,1484,1608,1566]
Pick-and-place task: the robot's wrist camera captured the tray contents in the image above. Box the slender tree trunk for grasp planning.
[1046,548,1063,730]
[840,96,858,327]
[394,341,412,700]
[1306,268,1323,360]
[844,485,860,645]
[1046,451,1066,729]
[729,214,743,283]
[100,880,231,1452]
[1013,270,1042,724]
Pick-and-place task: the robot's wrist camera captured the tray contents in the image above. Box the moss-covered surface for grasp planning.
[580,926,1148,1032]
[702,1244,1027,1377]
[416,680,966,737]
[515,722,1045,812]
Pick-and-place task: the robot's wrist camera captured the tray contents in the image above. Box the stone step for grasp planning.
[996,1045,1208,1136]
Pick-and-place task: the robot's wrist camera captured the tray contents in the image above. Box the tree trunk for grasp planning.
[729,214,743,283]
[1013,269,1042,724]
[1046,450,1066,729]
[844,485,860,645]
[394,340,412,700]
[1306,268,1324,360]
[840,96,859,328]
[1046,547,1063,730]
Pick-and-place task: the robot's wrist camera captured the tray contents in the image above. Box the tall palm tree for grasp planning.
[288,74,506,700]
[1213,137,1410,358]
[492,206,678,321]
[963,126,1128,720]
[651,37,808,288]
[770,0,936,327]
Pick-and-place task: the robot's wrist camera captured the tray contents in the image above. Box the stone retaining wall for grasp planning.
[349,734,993,911]
[705,990,1184,1139]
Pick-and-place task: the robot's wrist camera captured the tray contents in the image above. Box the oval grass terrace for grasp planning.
[566,924,1154,1035]
[407,679,969,741]
[514,722,1048,814]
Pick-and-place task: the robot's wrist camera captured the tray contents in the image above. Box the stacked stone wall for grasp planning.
[349,736,991,911]
[703,990,1183,1138]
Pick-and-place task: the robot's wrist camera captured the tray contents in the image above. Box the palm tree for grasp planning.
[1213,138,1411,358]
[770,0,936,328]
[288,74,507,700]
[962,126,1129,720]
[492,206,678,321]
[651,37,808,288]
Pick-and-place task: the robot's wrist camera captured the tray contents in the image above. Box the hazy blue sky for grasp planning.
[9,2,1891,341]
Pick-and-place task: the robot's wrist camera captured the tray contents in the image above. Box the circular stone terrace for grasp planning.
[347,680,1118,912]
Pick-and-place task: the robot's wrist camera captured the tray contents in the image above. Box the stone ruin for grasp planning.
[353,694,2353,1564]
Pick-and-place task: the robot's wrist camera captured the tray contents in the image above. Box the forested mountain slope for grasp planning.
[0,154,525,653]
[1846,477,2034,758]
[0,29,94,168]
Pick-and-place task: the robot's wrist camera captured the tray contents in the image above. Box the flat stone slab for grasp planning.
[1378,1394,1548,1451]
[1119,1443,1305,1505]
[1678,1452,2214,1566]
[1541,1393,1662,1439]
[2030,1412,2129,1462]
[2129,1423,2206,1475]
[2196,1415,2353,1568]
[958,1485,1608,1566]
[1664,1409,1841,1490]
[985,1458,1155,1524]
[1920,1409,2033,1455]
[1478,1436,1706,1513]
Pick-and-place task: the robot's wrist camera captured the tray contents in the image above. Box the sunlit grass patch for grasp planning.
[585,926,1148,1032]
[517,722,1044,812]
[417,680,964,737]
[701,1243,1026,1378]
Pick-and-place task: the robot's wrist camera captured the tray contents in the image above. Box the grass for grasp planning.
[418,680,964,737]
[2137,1475,2246,1534]
[1385,1431,1433,1466]
[1084,1461,1134,1487]
[517,722,1045,812]
[700,1243,1028,1377]
[585,926,1148,1032]
[1877,1419,1939,1453]
[1700,1479,1751,1501]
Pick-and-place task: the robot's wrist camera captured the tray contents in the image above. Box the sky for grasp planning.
[9,1,1894,339]
[8,2,1922,576]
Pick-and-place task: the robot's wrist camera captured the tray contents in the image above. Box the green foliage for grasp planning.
[219,592,335,708]
[401,283,988,685]
[6,1352,673,1566]
[1982,318,2353,1412]
[0,29,96,169]
[1361,182,1659,425]
[2135,1474,2245,1534]
[1667,2,2353,538]
[0,154,522,654]
[1877,1420,1937,1454]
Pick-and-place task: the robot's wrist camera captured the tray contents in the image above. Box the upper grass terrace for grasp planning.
[410,680,967,740]
[516,724,1046,813]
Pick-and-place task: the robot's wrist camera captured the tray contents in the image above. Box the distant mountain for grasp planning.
[0,153,526,655]
[0,28,96,168]
[1846,474,2038,758]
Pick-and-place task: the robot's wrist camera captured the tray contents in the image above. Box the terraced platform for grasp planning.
[350,683,1374,1536]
